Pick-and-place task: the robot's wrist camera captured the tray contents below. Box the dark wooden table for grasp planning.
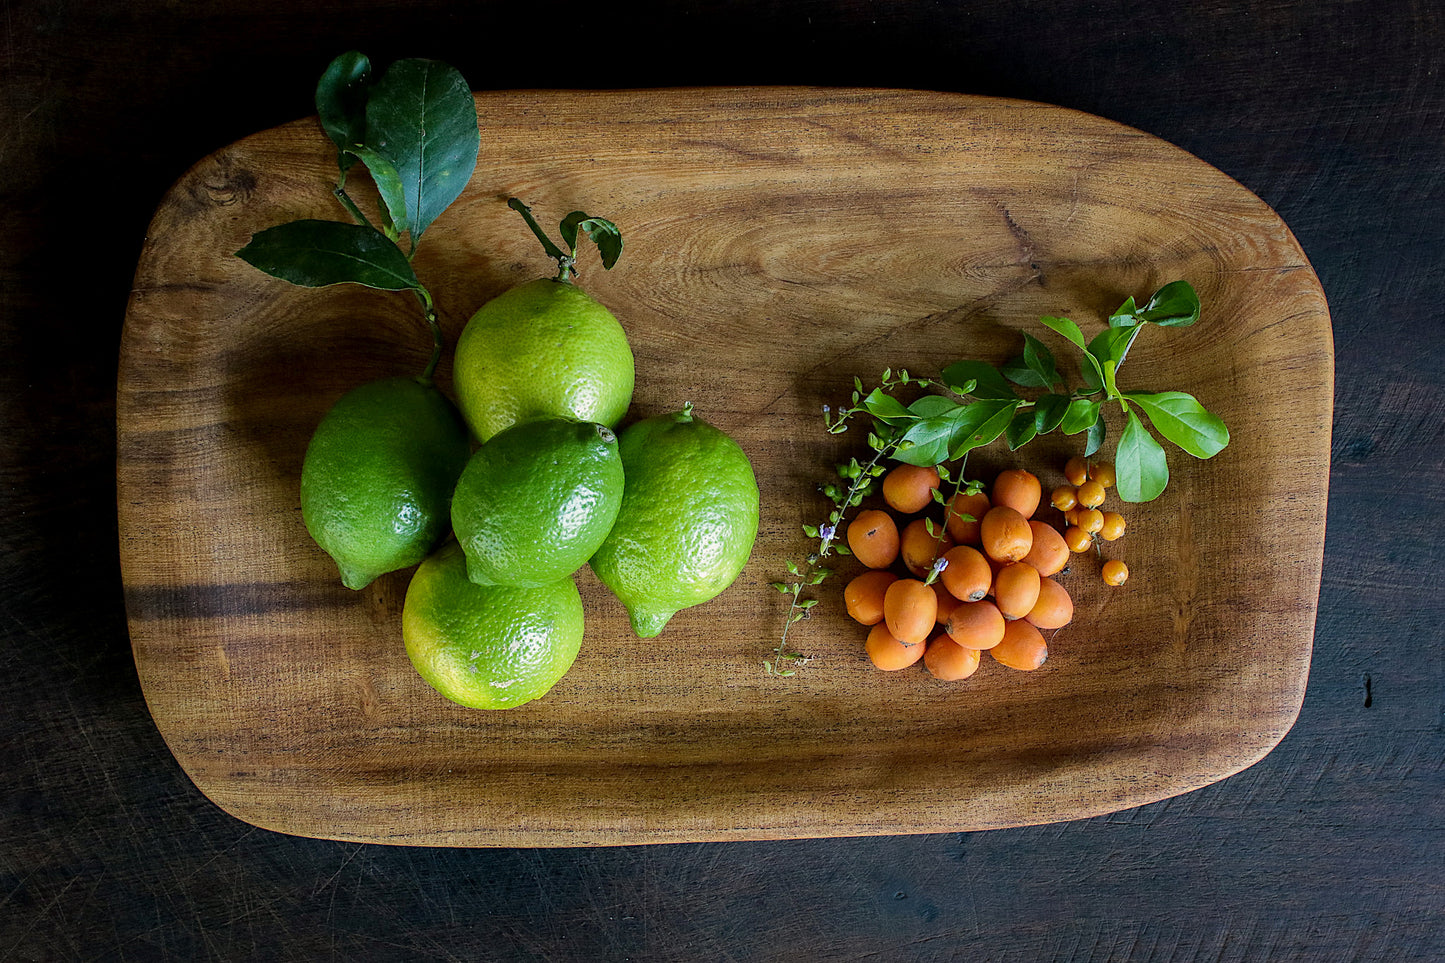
[3,1,1440,959]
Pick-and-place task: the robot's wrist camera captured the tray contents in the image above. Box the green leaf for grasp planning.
[1085,412,1107,457]
[1033,393,1070,435]
[1115,410,1170,502]
[1005,407,1038,450]
[559,212,624,270]
[1108,296,1140,328]
[342,145,408,239]
[1037,315,1088,351]
[1002,355,1049,389]
[894,411,958,466]
[949,400,1020,459]
[315,51,373,171]
[1138,280,1201,327]
[1087,326,1138,391]
[1022,332,1063,389]
[1124,391,1230,458]
[941,360,1018,400]
[907,394,958,418]
[862,388,915,425]
[236,219,421,290]
[364,58,480,243]
[1061,398,1101,435]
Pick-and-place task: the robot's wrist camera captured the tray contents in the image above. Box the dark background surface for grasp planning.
[3,1,1441,959]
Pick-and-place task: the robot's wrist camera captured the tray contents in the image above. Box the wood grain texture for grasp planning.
[116,87,1332,847]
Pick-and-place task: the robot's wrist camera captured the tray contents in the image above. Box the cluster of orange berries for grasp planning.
[840,456,1129,681]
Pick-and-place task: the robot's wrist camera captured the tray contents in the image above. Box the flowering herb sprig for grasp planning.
[767,281,1230,674]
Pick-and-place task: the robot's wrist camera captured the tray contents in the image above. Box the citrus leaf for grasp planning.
[1033,392,1070,434]
[315,51,373,171]
[1037,314,1088,350]
[861,388,915,425]
[1108,296,1140,328]
[560,212,624,270]
[342,144,408,240]
[1061,398,1101,435]
[1022,332,1063,389]
[1124,391,1230,458]
[1005,407,1038,450]
[236,219,421,291]
[1138,280,1201,327]
[365,58,480,243]
[1085,411,1107,457]
[949,400,1020,459]
[941,360,1017,400]
[1115,411,1169,502]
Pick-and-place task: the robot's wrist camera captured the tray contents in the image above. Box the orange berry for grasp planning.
[843,569,898,625]
[900,517,955,578]
[866,622,926,671]
[1099,511,1126,541]
[1050,485,1078,512]
[1102,559,1130,586]
[1064,456,1089,487]
[991,619,1049,670]
[993,561,1042,620]
[944,599,1006,650]
[1024,577,1073,630]
[924,635,981,681]
[881,464,941,514]
[847,510,899,569]
[1089,461,1117,489]
[1077,508,1105,535]
[992,469,1042,519]
[1076,479,1106,509]
[939,545,992,603]
[980,505,1033,563]
[1021,520,1070,577]
[1064,525,1094,553]
[931,579,961,626]
[1063,507,1082,528]
[883,578,938,645]
[944,490,991,545]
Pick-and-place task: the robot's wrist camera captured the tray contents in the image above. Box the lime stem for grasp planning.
[508,198,576,282]
[412,284,443,385]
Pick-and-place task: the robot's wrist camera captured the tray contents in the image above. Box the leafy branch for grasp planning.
[235,52,481,384]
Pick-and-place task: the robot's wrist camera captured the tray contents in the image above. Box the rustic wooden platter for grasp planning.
[117,87,1332,847]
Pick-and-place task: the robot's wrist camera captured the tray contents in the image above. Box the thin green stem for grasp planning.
[332,182,373,231]
[411,284,443,385]
[507,198,575,281]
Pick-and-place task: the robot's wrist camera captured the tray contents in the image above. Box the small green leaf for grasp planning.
[560,212,624,270]
[1138,280,1201,327]
[1002,355,1050,389]
[802,524,819,538]
[1108,296,1140,328]
[786,560,800,576]
[1061,398,1101,435]
[1115,410,1170,502]
[1085,412,1107,457]
[315,51,373,171]
[1022,332,1063,389]
[798,598,819,610]
[1087,326,1138,392]
[950,400,1020,459]
[1037,315,1088,351]
[1005,407,1038,450]
[907,395,958,418]
[236,219,421,290]
[1125,391,1230,458]
[835,545,852,556]
[1033,393,1071,435]
[770,582,791,594]
[342,144,408,239]
[365,58,480,243]
[941,360,1017,400]
[862,388,915,425]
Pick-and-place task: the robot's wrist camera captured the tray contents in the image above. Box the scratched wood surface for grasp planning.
[5,0,1442,959]
[117,87,1329,847]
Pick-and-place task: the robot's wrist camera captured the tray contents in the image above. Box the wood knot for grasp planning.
[183,152,258,213]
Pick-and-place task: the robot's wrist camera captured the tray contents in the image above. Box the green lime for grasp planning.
[589,405,760,637]
[451,278,635,443]
[402,543,584,709]
[300,377,471,590]
[451,417,625,588]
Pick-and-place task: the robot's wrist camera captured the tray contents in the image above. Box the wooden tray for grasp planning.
[117,88,1332,847]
